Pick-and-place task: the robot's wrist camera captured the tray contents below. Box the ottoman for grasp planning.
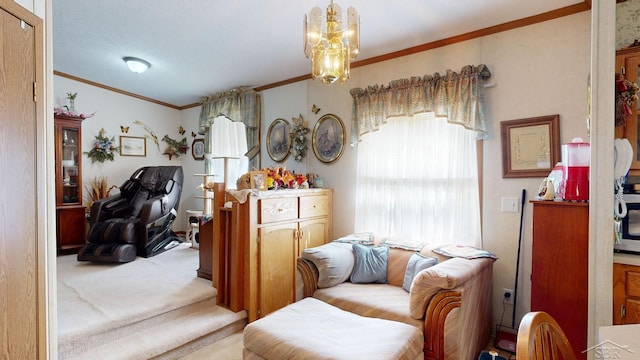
[243,297,424,360]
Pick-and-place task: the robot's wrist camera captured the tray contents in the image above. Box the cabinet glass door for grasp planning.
[61,126,80,204]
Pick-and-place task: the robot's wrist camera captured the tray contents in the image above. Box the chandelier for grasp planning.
[304,1,359,85]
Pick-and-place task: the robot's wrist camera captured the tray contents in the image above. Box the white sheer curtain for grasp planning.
[354,113,481,247]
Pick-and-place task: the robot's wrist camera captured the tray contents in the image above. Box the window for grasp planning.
[354,113,481,247]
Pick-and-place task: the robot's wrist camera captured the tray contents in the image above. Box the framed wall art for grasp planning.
[312,114,345,164]
[500,114,560,178]
[119,136,146,157]
[192,138,205,160]
[249,170,268,191]
[267,118,291,162]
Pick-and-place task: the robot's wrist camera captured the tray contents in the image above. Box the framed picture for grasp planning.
[267,118,291,162]
[249,170,267,191]
[312,113,345,164]
[192,138,205,160]
[119,136,146,156]
[500,114,560,178]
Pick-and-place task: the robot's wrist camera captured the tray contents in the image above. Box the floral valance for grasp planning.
[350,64,491,145]
[199,86,261,168]
[198,86,261,134]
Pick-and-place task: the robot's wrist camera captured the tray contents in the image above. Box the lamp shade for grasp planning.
[207,115,248,159]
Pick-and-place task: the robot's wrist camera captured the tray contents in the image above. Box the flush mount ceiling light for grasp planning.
[304,0,359,85]
[123,56,151,73]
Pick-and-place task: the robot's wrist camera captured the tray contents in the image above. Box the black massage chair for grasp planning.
[78,166,184,263]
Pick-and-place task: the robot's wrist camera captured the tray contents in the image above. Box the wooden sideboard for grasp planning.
[209,188,333,321]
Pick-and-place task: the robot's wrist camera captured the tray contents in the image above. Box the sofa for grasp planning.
[295,239,496,360]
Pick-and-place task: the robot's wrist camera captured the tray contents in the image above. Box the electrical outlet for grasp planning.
[503,288,514,305]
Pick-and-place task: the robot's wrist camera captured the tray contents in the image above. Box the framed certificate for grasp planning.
[500,115,560,178]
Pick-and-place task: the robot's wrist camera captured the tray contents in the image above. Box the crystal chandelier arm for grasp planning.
[304,7,323,59]
[347,7,359,59]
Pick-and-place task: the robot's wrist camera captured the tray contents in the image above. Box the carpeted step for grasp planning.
[59,296,213,358]
[64,300,247,360]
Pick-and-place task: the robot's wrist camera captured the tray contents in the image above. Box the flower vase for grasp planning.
[69,98,75,114]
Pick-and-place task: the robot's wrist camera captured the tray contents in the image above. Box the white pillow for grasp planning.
[333,232,375,245]
[301,242,354,288]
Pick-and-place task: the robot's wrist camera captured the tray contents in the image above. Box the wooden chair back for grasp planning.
[516,311,577,360]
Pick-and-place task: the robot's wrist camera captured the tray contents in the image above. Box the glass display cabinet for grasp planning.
[54,114,86,255]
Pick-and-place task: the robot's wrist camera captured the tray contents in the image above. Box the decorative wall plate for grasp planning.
[312,114,345,163]
[267,118,291,162]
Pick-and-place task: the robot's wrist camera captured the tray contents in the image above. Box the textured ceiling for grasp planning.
[52,0,586,108]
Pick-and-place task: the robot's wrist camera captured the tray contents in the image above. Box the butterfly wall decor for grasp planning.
[191,131,197,138]
[120,125,129,133]
[312,104,321,114]
[178,126,185,135]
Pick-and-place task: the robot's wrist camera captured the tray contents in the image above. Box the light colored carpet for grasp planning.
[57,244,216,349]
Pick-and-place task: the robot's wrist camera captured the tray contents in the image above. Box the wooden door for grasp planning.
[258,223,297,318]
[298,218,329,254]
[0,5,39,358]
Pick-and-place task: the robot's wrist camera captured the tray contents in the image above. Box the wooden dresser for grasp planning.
[213,189,333,321]
[531,200,588,359]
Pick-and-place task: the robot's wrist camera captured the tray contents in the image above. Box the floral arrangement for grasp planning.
[162,135,188,157]
[84,176,118,214]
[53,106,95,119]
[54,92,95,118]
[84,128,119,163]
[616,77,640,126]
[289,114,309,162]
[264,167,308,189]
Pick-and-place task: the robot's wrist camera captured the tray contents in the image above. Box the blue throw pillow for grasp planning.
[350,244,388,284]
[402,253,438,292]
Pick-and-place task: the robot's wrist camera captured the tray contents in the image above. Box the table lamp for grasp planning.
[201,115,248,213]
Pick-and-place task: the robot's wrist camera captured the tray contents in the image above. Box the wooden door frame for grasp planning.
[0,0,49,358]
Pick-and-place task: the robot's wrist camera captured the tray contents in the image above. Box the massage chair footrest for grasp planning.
[77,243,137,263]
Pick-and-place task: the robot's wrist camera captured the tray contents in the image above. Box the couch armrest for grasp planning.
[423,290,461,360]
[409,257,492,319]
[416,257,494,360]
[296,257,319,298]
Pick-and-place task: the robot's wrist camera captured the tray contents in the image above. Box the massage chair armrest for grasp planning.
[139,194,172,224]
[90,194,129,224]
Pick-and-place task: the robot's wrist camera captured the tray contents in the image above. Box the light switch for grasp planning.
[501,197,519,213]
